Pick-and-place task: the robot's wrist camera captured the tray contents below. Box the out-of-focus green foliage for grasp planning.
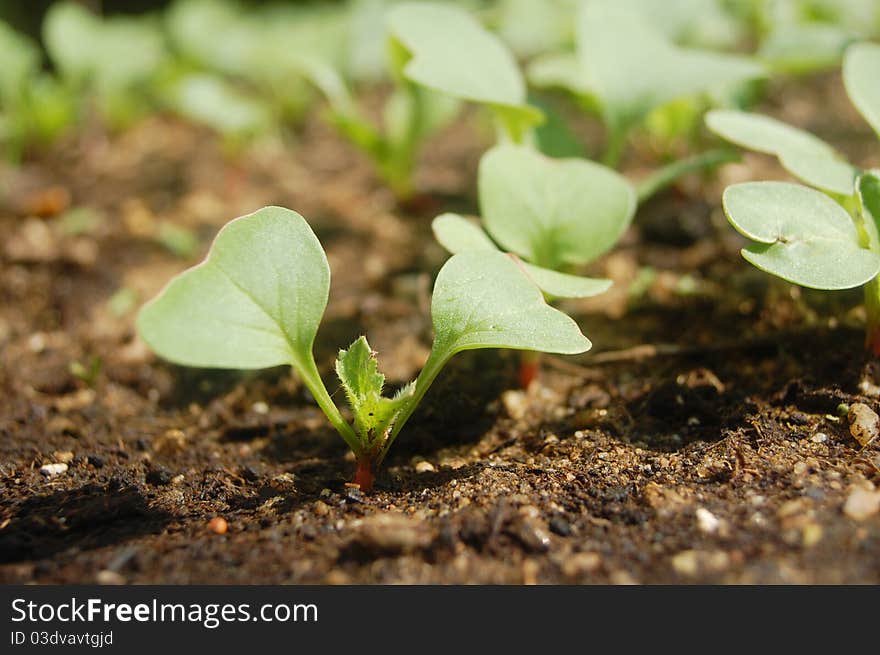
[44,2,167,129]
[0,21,76,159]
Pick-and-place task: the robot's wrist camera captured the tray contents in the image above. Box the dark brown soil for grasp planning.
[1,74,879,585]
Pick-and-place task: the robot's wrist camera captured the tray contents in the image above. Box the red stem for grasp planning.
[353,455,375,492]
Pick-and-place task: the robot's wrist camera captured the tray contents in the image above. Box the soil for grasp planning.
[1,73,879,585]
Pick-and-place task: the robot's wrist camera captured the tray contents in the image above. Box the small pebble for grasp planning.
[313,500,330,517]
[40,463,68,478]
[208,517,228,535]
[415,461,435,473]
[87,455,105,468]
[549,516,572,536]
[811,432,828,443]
[561,552,601,577]
[95,570,126,585]
[843,487,880,521]
[848,403,880,447]
[53,451,74,464]
[695,507,720,534]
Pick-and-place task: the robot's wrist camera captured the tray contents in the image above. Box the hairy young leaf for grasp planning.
[479,145,636,269]
[722,181,880,290]
[706,109,857,195]
[137,206,329,369]
[431,213,611,298]
[843,42,880,137]
[387,2,543,140]
[577,2,764,135]
[429,251,592,360]
[336,336,413,448]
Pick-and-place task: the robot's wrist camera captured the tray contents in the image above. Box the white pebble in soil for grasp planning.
[40,463,68,478]
[695,507,720,534]
[848,403,879,447]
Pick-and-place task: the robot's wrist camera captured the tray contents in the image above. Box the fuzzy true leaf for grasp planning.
[432,213,611,298]
[386,2,543,139]
[479,145,636,269]
[578,2,764,133]
[706,109,857,195]
[843,42,880,137]
[335,336,412,448]
[137,206,329,369]
[722,181,880,290]
[429,251,592,361]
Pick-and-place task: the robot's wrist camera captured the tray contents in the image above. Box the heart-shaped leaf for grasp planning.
[137,206,329,370]
[479,145,636,269]
[431,213,611,298]
[387,2,543,140]
[429,251,592,361]
[578,2,764,135]
[706,109,857,195]
[844,42,880,137]
[722,181,880,290]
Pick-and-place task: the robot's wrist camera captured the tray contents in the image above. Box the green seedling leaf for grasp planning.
[578,2,764,141]
[336,336,413,449]
[44,2,165,90]
[432,213,497,253]
[170,74,273,136]
[479,145,636,269]
[0,22,40,104]
[706,109,857,195]
[431,213,611,298]
[138,206,329,370]
[387,2,543,141]
[758,23,853,74]
[429,250,592,360]
[843,42,880,137]
[527,53,595,99]
[722,181,880,290]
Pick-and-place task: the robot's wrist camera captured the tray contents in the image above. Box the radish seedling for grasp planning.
[304,1,543,199]
[708,42,880,353]
[433,144,634,386]
[137,207,590,490]
[432,144,634,298]
[528,1,764,172]
[387,2,543,144]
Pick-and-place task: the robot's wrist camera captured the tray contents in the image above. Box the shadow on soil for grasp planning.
[0,484,172,563]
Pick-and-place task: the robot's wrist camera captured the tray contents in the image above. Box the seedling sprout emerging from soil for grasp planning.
[433,143,635,384]
[137,207,590,490]
[303,1,544,200]
[526,0,764,197]
[707,42,880,354]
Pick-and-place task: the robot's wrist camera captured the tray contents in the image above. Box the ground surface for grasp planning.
[1,74,879,584]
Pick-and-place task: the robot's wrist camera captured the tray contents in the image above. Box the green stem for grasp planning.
[864,279,880,357]
[636,148,739,204]
[376,347,449,465]
[294,354,361,455]
[602,125,627,168]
